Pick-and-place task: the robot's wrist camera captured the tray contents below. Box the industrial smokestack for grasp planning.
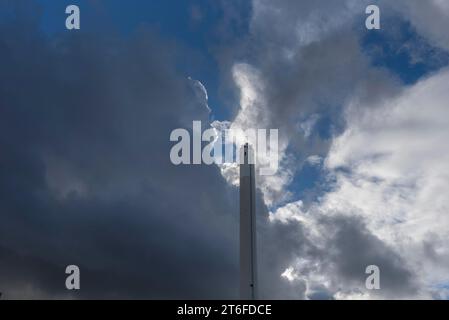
[240,143,257,300]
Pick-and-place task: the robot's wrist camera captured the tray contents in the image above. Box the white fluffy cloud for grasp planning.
[272,68,449,299]
[325,68,449,295]
[214,63,293,207]
[216,0,449,299]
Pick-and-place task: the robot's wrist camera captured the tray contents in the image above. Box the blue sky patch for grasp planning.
[361,17,449,85]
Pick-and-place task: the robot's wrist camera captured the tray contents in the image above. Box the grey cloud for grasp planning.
[319,215,419,298]
[217,0,401,172]
[257,199,309,299]
[388,0,449,52]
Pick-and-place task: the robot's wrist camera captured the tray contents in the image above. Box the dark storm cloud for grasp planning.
[0,2,239,299]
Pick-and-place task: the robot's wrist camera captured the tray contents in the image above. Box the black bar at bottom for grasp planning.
[0,299,444,318]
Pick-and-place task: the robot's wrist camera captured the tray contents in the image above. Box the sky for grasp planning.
[1,0,449,299]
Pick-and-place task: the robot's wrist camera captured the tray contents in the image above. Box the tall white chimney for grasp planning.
[239,143,257,299]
